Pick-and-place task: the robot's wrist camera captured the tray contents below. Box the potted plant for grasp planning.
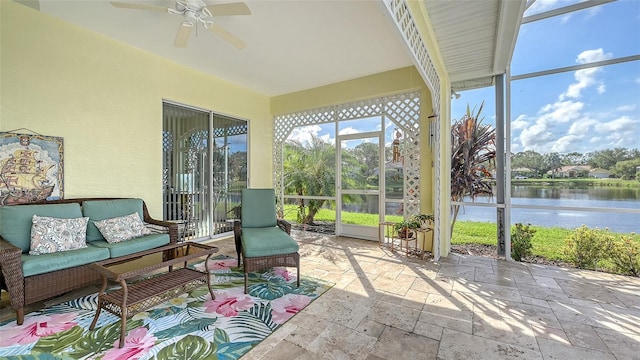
[394,219,420,238]
[413,214,434,229]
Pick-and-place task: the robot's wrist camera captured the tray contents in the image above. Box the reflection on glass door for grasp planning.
[337,133,382,240]
[162,102,248,241]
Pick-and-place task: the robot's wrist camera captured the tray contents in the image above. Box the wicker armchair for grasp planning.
[233,218,292,266]
[233,189,299,293]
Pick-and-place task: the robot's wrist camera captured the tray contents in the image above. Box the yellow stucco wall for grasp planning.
[0,1,271,216]
[403,1,452,256]
[0,2,441,245]
[271,67,427,115]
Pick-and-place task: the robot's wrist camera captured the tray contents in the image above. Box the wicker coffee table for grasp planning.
[89,242,218,347]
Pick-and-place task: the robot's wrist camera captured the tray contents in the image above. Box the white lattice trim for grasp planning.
[383,0,442,259]
[273,91,421,218]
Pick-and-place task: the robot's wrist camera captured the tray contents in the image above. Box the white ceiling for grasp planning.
[17,0,525,96]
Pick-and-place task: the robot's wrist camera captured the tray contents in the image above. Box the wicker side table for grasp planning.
[89,242,218,348]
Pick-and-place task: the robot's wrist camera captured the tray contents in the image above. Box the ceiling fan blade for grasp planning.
[14,0,40,11]
[208,23,246,49]
[110,1,168,12]
[174,22,193,48]
[205,2,251,16]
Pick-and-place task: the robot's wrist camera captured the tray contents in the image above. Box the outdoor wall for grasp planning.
[0,1,271,216]
[270,66,436,219]
[403,1,452,257]
[270,66,427,115]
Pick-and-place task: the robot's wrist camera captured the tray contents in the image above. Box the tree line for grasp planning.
[511,148,640,179]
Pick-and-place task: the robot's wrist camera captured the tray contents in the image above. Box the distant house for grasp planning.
[590,168,611,179]
[551,165,591,178]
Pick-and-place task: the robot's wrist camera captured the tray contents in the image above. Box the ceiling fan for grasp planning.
[110,0,251,49]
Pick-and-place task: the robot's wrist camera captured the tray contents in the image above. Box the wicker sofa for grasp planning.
[0,198,178,325]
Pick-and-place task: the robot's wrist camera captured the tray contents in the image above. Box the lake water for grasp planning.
[456,185,640,234]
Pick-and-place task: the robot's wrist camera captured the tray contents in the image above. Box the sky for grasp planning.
[451,0,640,155]
[282,0,639,156]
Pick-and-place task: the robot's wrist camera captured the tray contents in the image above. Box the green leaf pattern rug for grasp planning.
[0,256,333,359]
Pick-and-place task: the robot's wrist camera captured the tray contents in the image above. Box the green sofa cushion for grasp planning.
[82,199,145,242]
[241,189,277,228]
[21,245,110,277]
[90,233,170,258]
[0,203,84,253]
[241,227,299,258]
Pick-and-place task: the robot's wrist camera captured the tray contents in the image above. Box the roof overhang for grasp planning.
[423,0,526,91]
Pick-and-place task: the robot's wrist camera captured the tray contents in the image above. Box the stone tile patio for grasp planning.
[2,230,639,359]
[230,230,640,360]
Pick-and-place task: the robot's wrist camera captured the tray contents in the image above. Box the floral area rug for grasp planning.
[0,256,333,359]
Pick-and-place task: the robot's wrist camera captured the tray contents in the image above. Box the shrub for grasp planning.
[511,223,535,261]
[608,235,640,277]
[563,225,613,270]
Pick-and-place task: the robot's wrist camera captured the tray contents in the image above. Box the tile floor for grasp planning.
[234,230,640,360]
[2,231,639,359]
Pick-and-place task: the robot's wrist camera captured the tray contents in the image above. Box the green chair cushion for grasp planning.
[241,189,277,228]
[0,203,83,253]
[90,233,170,258]
[241,227,299,258]
[21,245,110,277]
[82,199,145,242]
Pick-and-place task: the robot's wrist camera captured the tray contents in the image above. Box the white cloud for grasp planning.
[513,47,623,154]
[511,115,529,131]
[588,116,639,150]
[579,48,612,63]
[551,134,581,153]
[538,100,584,124]
[616,104,637,112]
[288,125,335,146]
[560,49,612,100]
[567,118,597,135]
[519,122,554,149]
[319,134,333,145]
[513,49,634,152]
[338,127,359,136]
[594,115,637,132]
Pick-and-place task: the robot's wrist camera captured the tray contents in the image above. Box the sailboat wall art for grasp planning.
[0,132,63,205]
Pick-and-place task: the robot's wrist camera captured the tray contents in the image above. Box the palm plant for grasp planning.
[283,136,337,224]
[450,102,496,234]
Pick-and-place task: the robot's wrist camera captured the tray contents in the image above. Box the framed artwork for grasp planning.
[0,132,64,205]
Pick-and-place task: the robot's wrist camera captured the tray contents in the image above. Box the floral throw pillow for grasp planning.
[29,215,90,255]
[94,212,151,243]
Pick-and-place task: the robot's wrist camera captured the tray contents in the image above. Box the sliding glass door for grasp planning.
[162,102,247,241]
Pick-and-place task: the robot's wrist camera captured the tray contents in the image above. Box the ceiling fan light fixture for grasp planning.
[111,0,250,49]
[175,0,188,12]
[202,20,213,29]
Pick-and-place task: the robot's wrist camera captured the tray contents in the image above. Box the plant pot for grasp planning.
[397,229,414,239]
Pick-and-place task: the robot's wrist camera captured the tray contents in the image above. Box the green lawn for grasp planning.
[282,205,404,226]
[282,204,639,261]
[451,221,599,260]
